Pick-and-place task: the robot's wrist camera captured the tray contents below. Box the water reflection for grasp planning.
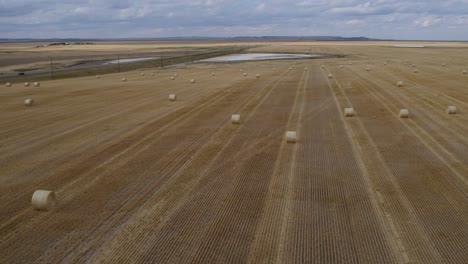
[198,53,325,62]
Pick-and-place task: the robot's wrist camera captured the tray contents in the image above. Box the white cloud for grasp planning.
[345,19,365,25]
[256,3,266,12]
[414,16,442,27]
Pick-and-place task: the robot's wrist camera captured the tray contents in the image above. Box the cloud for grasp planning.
[345,19,365,25]
[0,0,466,40]
[256,3,266,12]
[414,16,442,27]
[329,2,384,16]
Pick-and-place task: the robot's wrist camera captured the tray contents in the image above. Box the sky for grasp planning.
[0,0,467,40]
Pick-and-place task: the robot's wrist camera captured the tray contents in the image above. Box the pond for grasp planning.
[198,53,326,62]
[103,57,159,65]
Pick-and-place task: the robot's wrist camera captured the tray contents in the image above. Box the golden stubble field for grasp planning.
[0,41,467,263]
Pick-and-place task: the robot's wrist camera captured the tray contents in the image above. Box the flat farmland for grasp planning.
[0,42,467,263]
[0,40,252,76]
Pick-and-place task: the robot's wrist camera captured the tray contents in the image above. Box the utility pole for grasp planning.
[49,56,54,79]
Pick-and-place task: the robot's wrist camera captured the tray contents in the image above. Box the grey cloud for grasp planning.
[0,0,466,40]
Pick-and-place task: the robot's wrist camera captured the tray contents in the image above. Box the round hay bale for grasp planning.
[33,82,40,87]
[243,73,247,76]
[412,64,416,68]
[5,83,11,87]
[414,69,419,73]
[366,67,370,71]
[340,66,344,69]
[168,94,177,101]
[141,73,145,76]
[273,68,277,71]
[446,106,457,114]
[442,63,446,67]
[399,109,409,118]
[96,75,101,79]
[211,72,215,76]
[328,74,333,78]
[462,70,467,74]
[384,62,387,65]
[304,67,308,70]
[285,131,297,143]
[31,190,56,211]
[170,76,175,80]
[256,74,260,78]
[24,99,34,106]
[174,73,178,77]
[121,78,127,82]
[150,72,155,76]
[289,67,292,70]
[397,81,404,87]
[344,108,355,117]
[231,114,240,124]
[348,62,353,65]
[321,65,325,69]
[240,69,243,72]
[24,82,30,87]
[190,79,196,84]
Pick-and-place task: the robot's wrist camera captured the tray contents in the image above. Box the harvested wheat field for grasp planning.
[0,42,467,263]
